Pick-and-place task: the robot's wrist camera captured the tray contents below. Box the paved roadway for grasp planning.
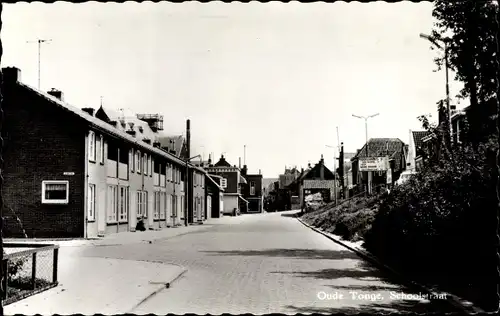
[78,211,459,314]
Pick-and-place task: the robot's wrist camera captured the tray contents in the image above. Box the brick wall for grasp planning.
[2,83,87,238]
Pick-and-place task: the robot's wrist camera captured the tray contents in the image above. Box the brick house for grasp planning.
[406,130,432,172]
[297,156,338,210]
[204,155,248,216]
[1,67,207,238]
[351,138,407,193]
[241,165,264,213]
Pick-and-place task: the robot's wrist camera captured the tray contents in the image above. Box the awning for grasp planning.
[239,174,247,184]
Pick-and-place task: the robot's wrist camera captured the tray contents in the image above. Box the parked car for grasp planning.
[395,170,417,186]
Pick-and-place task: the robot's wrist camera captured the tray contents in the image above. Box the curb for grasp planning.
[295,215,485,314]
[129,267,188,312]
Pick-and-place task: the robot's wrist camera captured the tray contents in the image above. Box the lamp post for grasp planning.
[352,113,379,195]
[184,154,201,227]
[420,33,452,144]
[326,145,339,205]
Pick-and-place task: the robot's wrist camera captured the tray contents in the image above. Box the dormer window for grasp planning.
[138,126,144,133]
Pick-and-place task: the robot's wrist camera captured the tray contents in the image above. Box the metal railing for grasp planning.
[2,243,59,306]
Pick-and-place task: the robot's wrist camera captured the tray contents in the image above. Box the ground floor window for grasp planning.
[107,185,118,223]
[88,184,96,222]
[136,190,148,219]
[160,192,166,220]
[154,191,161,220]
[119,186,129,222]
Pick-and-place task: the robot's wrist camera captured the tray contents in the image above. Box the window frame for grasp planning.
[88,131,96,162]
[99,135,105,165]
[143,153,148,176]
[88,183,96,222]
[136,151,141,174]
[107,185,118,224]
[42,180,70,205]
[250,181,256,196]
[118,186,129,223]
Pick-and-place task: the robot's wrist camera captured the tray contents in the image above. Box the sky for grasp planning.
[2,2,466,178]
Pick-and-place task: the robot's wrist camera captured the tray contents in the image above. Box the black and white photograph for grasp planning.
[0,0,499,314]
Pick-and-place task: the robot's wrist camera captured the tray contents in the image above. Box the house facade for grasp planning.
[351,138,407,193]
[1,67,207,238]
[205,174,224,218]
[204,155,248,215]
[241,165,264,213]
[298,156,338,210]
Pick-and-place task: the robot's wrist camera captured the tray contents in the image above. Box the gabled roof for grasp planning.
[214,155,233,168]
[302,160,335,180]
[412,131,431,149]
[353,138,407,170]
[15,80,207,174]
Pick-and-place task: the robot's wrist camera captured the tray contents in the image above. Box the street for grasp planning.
[76,211,457,314]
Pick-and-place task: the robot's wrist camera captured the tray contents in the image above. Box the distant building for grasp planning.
[279,167,300,188]
[297,155,338,210]
[241,165,264,213]
[351,138,407,193]
[204,155,248,216]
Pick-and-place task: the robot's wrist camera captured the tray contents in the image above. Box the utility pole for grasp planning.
[27,38,52,90]
[352,113,380,196]
[244,145,246,166]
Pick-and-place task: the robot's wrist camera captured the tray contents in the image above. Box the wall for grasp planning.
[222,195,238,214]
[2,83,87,238]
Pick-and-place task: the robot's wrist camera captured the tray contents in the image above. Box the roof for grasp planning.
[302,159,335,180]
[214,155,233,168]
[157,135,185,156]
[17,81,207,174]
[353,138,407,170]
[412,131,431,149]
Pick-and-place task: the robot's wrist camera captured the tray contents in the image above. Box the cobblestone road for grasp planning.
[78,211,459,314]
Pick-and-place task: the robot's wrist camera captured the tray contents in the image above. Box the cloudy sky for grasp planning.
[2,2,465,178]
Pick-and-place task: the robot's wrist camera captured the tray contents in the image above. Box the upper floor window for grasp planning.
[143,153,148,175]
[250,181,256,195]
[130,149,135,172]
[88,131,96,162]
[136,151,141,173]
[99,135,105,164]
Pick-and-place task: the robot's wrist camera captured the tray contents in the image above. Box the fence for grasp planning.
[2,243,59,306]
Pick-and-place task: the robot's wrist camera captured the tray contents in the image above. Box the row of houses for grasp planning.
[267,110,472,209]
[0,67,263,239]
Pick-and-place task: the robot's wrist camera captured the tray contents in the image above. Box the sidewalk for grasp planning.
[5,215,252,248]
[4,256,186,315]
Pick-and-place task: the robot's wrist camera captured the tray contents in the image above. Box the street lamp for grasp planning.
[326,145,339,205]
[184,154,201,227]
[420,32,452,141]
[352,113,379,195]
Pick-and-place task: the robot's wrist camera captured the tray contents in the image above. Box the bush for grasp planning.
[364,142,499,311]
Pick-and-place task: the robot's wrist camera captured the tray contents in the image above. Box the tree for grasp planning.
[432,0,498,147]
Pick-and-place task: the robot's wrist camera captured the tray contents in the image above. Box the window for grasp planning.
[137,191,148,219]
[149,155,153,177]
[88,184,96,221]
[42,181,69,204]
[221,178,227,189]
[119,186,129,222]
[99,135,105,164]
[160,192,166,220]
[154,191,161,220]
[250,181,256,196]
[130,149,134,172]
[136,151,141,173]
[88,131,96,162]
[107,185,118,223]
[144,153,148,175]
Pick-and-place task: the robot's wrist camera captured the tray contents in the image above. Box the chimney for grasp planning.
[47,88,64,101]
[208,154,212,165]
[2,67,21,83]
[320,154,324,164]
[239,157,241,169]
[82,107,94,116]
[186,120,191,160]
[242,165,248,176]
[259,169,261,175]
